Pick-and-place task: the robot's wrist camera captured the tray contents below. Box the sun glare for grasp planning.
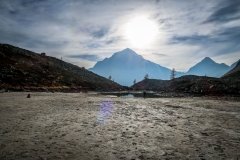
[123,16,159,49]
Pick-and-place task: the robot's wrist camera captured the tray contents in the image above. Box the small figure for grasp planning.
[27,94,31,98]
[143,91,146,98]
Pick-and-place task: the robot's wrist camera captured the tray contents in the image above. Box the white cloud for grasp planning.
[0,0,239,70]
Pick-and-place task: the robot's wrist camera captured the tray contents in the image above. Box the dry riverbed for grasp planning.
[0,92,240,160]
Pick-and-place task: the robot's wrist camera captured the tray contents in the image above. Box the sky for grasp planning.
[0,0,239,71]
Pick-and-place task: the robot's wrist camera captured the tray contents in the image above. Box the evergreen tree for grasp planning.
[170,68,176,80]
[144,74,149,80]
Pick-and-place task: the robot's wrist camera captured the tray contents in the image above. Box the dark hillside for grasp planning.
[132,75,239,95]
[0,44,123,91]
[222,61,240,79]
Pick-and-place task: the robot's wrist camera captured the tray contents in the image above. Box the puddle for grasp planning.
[121,94,135,98]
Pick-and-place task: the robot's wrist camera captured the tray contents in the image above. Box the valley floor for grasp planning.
[0,92,240,160]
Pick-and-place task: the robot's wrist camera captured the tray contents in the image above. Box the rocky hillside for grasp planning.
[0,44,123,91]
[132,75,239,95]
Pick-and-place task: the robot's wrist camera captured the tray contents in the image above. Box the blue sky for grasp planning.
[0,0,239,71]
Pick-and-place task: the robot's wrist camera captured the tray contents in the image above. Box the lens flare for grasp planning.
[97,100,114,125]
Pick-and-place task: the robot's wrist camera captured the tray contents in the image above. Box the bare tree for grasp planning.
[144,74,149,80]
[108,75,112,80]
[170,68,176,80]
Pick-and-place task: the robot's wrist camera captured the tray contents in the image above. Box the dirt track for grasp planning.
[0,92,240,160]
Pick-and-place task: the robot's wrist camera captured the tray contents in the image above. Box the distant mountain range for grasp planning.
[90,48,239,86]
[0,44,123,91]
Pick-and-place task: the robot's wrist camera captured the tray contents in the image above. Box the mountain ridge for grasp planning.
[0,43,123,91]
[132,75,240,95]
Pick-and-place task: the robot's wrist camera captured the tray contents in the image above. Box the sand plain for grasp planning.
[0,92,240,160]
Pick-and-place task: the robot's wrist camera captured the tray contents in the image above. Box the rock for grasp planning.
[27,94,31,98]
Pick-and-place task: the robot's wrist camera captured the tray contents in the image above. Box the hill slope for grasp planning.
[223,61,240,79]
[90,48,183,86]
[0,44,122,91]
[132,75,239,95]
[230,59,240,69]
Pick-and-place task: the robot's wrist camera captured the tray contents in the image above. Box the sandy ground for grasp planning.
[0,92,240,160]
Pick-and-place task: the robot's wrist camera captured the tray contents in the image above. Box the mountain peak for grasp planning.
[122,48,134,52]
[112,48,140,58]
[119,48,137,55]
[202,57,214,62]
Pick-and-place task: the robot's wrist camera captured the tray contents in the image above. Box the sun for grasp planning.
[123,16,159,49]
